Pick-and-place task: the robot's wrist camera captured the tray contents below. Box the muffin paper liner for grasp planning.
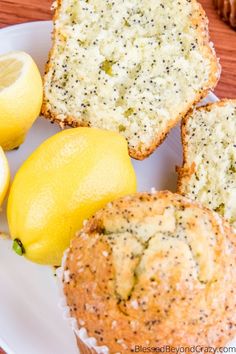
[56,248,109,354]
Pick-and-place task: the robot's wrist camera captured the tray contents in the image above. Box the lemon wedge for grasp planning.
[0,55,23,89]
[0,146,10,207]
[0,51,43,151]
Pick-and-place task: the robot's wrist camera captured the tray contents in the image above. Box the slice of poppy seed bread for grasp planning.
[177,100,236,232]
[42,0,220,160]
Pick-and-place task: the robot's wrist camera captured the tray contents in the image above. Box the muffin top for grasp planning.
[62,191,236,353]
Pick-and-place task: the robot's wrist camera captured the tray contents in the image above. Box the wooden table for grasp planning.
[0,2,235,354]
[0,0,236,99]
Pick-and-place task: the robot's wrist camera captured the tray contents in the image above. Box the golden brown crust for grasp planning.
[42,0,220,160]
[177,98,236,194]
[62,191,236,353]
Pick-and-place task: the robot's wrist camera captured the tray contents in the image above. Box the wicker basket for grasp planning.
[213,0,236,28]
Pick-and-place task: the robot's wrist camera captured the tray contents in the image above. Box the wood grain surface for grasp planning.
[0,0,235,98]
[0,2,235,354]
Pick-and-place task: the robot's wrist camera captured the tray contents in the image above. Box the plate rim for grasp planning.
[0,20,52,35]
[0,336,15,354]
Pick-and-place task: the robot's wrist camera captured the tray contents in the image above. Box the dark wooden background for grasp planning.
[0,1,235,353]
[0,0,235,98]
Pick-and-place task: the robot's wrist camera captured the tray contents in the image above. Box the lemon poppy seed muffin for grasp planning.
[43,0,220,159]
[177,100,236,232]
[62,191,236,353]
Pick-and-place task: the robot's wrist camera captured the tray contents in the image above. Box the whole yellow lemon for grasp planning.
[7,128,137,265]
[0,146,10,207]
[0,51,43,151]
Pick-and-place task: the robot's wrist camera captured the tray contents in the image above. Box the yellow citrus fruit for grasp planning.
[0,51,43,151]
[0,147,10,207]
[7,128,137,265]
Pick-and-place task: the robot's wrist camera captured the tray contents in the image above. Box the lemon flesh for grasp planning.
[7,128,137,265]
[0,51,43,151]
[0,147,10,207]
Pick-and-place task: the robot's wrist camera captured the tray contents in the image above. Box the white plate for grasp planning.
[0,21,234,354]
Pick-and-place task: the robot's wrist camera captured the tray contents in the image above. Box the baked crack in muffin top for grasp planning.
[63,191,236,353]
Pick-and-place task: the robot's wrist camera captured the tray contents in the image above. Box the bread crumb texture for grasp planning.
[63,191,236,352]
[178,100,236,232]
[43,0,219,159]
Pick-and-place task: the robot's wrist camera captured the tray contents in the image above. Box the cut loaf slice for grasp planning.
[178,100,236,232]
[43,0,220,159]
